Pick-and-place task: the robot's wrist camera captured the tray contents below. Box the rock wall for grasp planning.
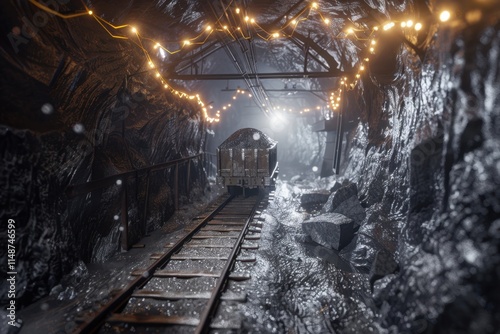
[0,1,207,307]
[342,8,500,333]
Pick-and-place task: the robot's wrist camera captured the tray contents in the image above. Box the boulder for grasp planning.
[302,213,354,250]
[300,191,331,211]
[323,182,366,227]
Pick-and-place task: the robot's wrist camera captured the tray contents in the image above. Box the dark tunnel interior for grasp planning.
[1,0,500,333]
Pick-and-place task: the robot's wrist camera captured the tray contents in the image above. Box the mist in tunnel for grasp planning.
[1,0,500,333]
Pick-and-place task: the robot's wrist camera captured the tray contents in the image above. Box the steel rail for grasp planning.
[75,194,234,334]
[195,193,263,334]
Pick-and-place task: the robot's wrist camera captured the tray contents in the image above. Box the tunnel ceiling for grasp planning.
[130,0,416,119]
[2,0,427,124]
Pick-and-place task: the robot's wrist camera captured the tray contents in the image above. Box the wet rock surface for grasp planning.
[341,14,500,334]
[241,180,379,333]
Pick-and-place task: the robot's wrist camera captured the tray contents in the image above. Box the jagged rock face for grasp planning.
[323,182,366,227]
[0,1,207,307]
[342,16,500,334]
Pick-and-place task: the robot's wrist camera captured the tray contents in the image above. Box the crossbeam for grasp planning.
[169,71,348,80]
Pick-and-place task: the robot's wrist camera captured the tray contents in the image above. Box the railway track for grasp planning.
[76,191,272,333]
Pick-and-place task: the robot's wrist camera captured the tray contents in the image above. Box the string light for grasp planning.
[27,0,434,123]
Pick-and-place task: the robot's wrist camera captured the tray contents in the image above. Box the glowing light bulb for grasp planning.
[245,16,249,21]
[356,74,360,78]
[370,47,375,53]
[164,84,168,88]
[250,18,255,23]
[346,28,354,34]
[383,22,395,30]
[272,32,279,38]
[439,10,451,22]
[406,20,414,27]
[131,27,137,33]
[228,104,231,107]
[312,2,318,8]
[149,61,154,68]
[233,96,236,100]
[401,21,407,28]
[248,94,252,97]
[155,72,160,77]
[206,25,212,31]
[415,22,422,31]
[324,18,330,24]
[373,26,379,31]
[184,40,191,45]
[360,65,365,71]
[236,8,240,14]
[292,19,297,25]
[154,43,160,49]
[371,39,376,45]
[88,10,93,15]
